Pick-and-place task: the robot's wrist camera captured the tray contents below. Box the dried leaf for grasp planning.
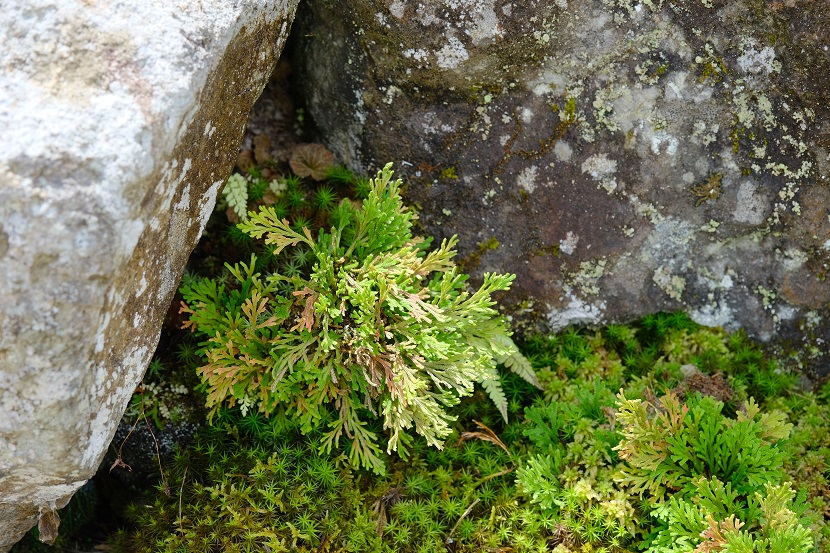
[459,420,512,459]
[291,287,318,332]
[109,457,132,473]
[372,487,404,536]
[261,190,277,205]
[253,134,272,164]
[225,206,241,224]
[236,149,254,174]
[290,143,335,181]
[38,507,60,545]
[372,497,387,536]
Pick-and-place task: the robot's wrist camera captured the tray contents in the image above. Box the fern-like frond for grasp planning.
[223,173,249,220]
[482,378,508,421]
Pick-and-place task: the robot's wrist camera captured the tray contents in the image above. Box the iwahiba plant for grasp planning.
[180,163,538,473]
[93,159,829,553]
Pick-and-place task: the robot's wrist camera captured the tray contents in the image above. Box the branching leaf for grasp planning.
[181,163,537,473]
[695,515,745,553]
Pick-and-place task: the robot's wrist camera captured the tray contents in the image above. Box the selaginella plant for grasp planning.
[614,391,792,500]
[615,391,814,553]
[180,163,538,473]
[514,315,820,553]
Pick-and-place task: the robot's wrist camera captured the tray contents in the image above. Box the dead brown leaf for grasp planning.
[109,457,132,473]
[225,205,241,224]
[236,149,255,174]
[253,134,272,164]
[289,143,335,181]
[37,508,60,545]
[291,287,318,332]
[372,487,406,536]
[458,419,512,460]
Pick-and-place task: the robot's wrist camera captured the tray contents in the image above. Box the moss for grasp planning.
[459,236,501,272]
[690,172,724,207]
[108,311,827,552]
[439,166,458,180]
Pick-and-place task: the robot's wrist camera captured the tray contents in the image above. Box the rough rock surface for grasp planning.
[291,0,830,371]
[0,1,297,548]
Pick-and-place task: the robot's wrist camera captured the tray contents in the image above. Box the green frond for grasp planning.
[223,173,249,221]
[181,163,534,474]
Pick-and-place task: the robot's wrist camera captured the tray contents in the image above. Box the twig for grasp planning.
[178,466,188,534]
[475,467,514,487]
[109,412,141,473]
[143,413,170,496]
[446,498,481,543]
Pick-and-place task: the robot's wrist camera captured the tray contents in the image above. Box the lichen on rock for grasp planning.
[290,0,830,370]
[0,0,299,549]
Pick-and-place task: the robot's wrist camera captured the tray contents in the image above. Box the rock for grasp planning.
[0,0,298,548]
[290,0,830,372]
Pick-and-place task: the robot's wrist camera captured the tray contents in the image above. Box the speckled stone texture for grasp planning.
[0,1,297,548]
[291,0,829,367]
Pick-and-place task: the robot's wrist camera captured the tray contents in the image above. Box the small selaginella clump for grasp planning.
[180,163,538,472]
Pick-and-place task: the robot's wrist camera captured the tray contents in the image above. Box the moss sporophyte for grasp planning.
[180,164,539,473]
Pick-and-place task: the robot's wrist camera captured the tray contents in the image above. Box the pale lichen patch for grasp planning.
[777,247,808,272]
[649,130,679,156]
[581,153,618,193]
[554,140,573,162]
[566,258,607,296]
[690,300,735,329]
[383,85,403,105]
[436,36,469,69]
[733,180,768,225]
[691,120,719,146]
[652,265,685,302]
[517,165,539,193]
[559,231,579,255]
[737,41,780,76]
[545,290,606,331]
[389,0,406,19]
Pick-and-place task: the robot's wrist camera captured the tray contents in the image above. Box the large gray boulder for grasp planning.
[0,0,297,548]
[291,0,830,365]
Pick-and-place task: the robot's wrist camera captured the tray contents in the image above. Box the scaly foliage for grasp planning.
[614,391,791,500]
[515,313,821,553]
[180,164,536,473]
[516,380,636,552]
[648,481,813,553]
